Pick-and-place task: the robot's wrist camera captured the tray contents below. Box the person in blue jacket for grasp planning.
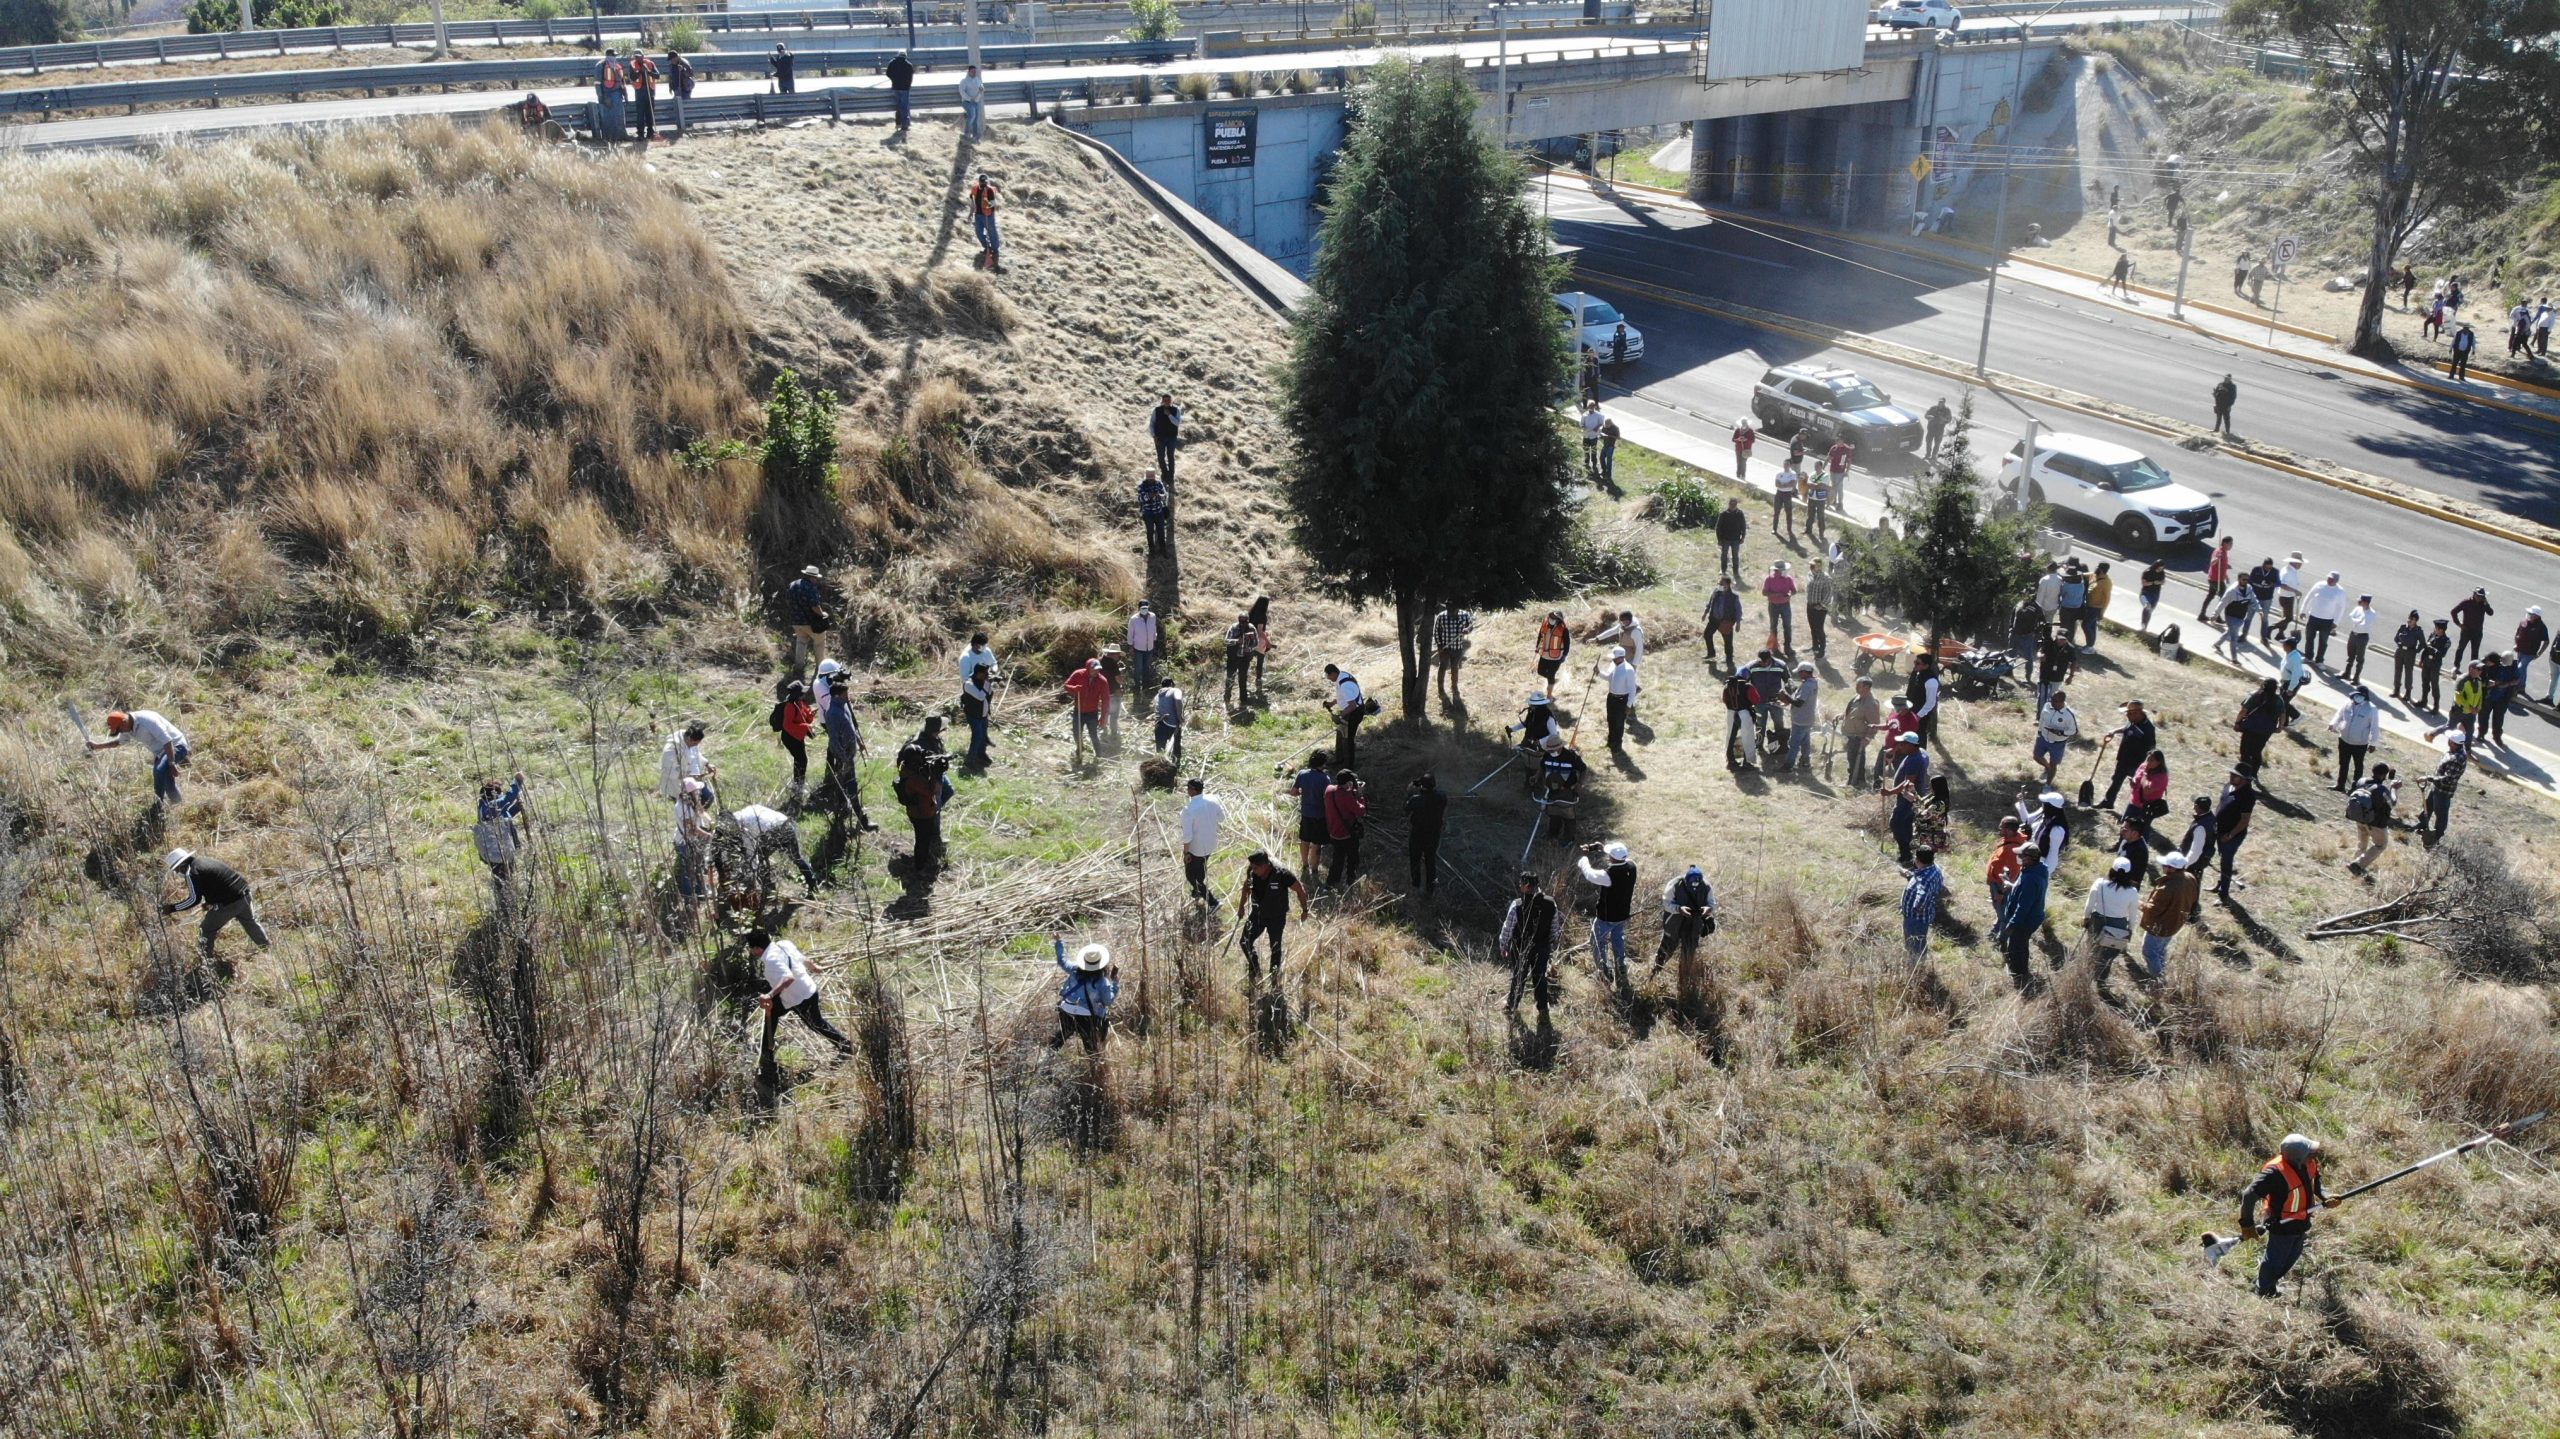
[1049,937,1119,1055]
[1993,847,2050,990]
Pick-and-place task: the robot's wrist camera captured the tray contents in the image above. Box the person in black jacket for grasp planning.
[164,848,270,969]
[2097,699,2156,809]
[1575,841,1638,996]
[1501,870,1564,1024]
[1150,393,1183,485]
[885,51,916,131]
[768,43,796,95]
[1714,498,1748,577]
[1404,773,1448,896]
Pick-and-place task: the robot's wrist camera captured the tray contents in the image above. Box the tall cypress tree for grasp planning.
[1279,58,1575,720]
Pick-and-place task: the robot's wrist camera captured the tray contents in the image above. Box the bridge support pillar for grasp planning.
[1685,119,1723,205]
[1725,114,1765,208]
[1876,121,1926,233]
[1776,112,1818,217]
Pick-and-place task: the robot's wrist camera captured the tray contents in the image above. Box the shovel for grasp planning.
[2077,735,2115,807]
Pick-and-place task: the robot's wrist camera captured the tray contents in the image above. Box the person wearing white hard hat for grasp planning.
[2138,852,2200,982]
[163,848,268,971]
[1575,840,1639,996]
[1048,936,1120,1054]
[751,929,854,1092]
[1599,645,1637,750]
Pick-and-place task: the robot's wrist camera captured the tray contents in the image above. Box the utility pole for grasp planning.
[429,0,448,58]
[906,0,917,51]
[964,0,982,70]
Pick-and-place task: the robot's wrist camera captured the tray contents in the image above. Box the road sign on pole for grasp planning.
[1908,154,1932,183]
[2272,234,2299,269]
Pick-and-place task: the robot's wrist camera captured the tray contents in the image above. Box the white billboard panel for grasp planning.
[1704,0,1868,81]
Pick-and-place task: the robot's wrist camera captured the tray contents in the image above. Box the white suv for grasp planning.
[1995,433,2219,548]
[1556,292,1644,366]
[1883,0,1961,29]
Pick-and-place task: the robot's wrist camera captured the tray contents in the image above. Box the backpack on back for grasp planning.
[2345,782,2377,825]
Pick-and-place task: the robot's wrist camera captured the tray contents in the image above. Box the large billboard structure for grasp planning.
[1702,0,1869,81]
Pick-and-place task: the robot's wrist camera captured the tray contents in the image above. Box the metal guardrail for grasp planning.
[0,6,1016,74]
[0,36,1191,117]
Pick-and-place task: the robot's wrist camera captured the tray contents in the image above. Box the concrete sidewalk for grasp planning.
[1604,406,2560,803]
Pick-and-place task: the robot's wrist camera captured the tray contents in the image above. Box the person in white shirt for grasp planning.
[675,777,718,904]
[2016,788,2070,869]
[1127,601,1160,713]
[2327,684,2382,792]
[751,929,854,1091]
[1588,609,1644,712]
[2032,689,2080,786]
[2300,571,2350,668]
[659,721,715,805]
[1179,778,1224,901]
[722,802,817,900]
[1579,401,1607,480]
[90,708,190,804]
[959,633,1000,767]
[2341,595,2378,684]
[1322,662,1368,767]
[2272,553,2307,638]
[957,63,986,139]
[1599,646,1638,750]
[2082,858,2142,981]
[2034,562,2063,625]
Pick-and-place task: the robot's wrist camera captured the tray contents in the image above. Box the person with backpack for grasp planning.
[1047,938,1119,1054]
[968,171,1002,270]
[594,48,628,142]
[1702,579,1743,671]
[958,633,1000,768]
[164,848,270,973]
[2344,763,2398,875]
[1575,841,1639,997]
[2137,853,2199,982]
[474,771,530,898]
[813,661,879,830]
[1322,663,1369,769]
[885,50,916,132]
[784,565,829,672]
[1747,649,1790,756]
[1722,666,1761,771]
[2082,857,2141,983]
[752,929,853,1091]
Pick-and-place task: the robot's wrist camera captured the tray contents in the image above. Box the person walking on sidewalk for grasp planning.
[2138,558,2167,632]
[2211,373,2237,434]
[1731,417,1756,483]
[2513,606,2547,701]
[2452,587,2493,667]
[1923,397,1952,459]
[2418,618,2452,710]
[2107,251,2135,300]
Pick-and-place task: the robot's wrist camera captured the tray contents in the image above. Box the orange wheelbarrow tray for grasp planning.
[1852,633,1910,664]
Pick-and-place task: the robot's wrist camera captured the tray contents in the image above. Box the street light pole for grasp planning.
[1973,3,2073,377]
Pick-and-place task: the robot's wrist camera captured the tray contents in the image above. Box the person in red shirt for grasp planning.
[1984,816,2025,915]
[1826,437,1854,505]
[1322,769,1367,888]
[775,679,816,791]
[1063,657,1111,767]
[2198,536,2236,623]
[1731,418,1756,483]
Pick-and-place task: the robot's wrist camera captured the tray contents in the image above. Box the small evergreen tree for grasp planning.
[0,0,74,47]
[1279,58,1575,719]
[1835,400,2044,648]
[1124,0,1179,42]
[760,369,839,497]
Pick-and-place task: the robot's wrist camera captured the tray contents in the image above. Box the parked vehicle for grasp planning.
[1994,432,2220,548]
[1883,0,1962,30]
[1556,292,1644,365]
[1749,363,1925,456]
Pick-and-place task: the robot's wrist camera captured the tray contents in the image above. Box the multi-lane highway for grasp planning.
[1542,181,2560,753]
[1549,183,2560,529]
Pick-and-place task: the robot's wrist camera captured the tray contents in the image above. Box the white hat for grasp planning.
[166,848,193,871]
[2040,790,2065,806]
[1604,841,1630,862]
[1895,731,1920,745]
[2161,853,2188,870]
[2325,571,2341,581]
[1609,645,1627,660]
[1071,943,1111,972]
[2447,732,2469,747]
[2110,857,2133,874]
[2532,606,2545,617]
[1795,661,1815,674]
[800,564,822,578]
[816,659,843,677]
[1527,691,1551,706]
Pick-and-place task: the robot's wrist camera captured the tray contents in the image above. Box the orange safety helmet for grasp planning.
[105,710,133,734]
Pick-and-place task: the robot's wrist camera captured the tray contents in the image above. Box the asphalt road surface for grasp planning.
[1540,184,2560,751]
[1546,182,2560,530]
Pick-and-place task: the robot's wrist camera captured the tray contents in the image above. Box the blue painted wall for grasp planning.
[1067,97,1349,276]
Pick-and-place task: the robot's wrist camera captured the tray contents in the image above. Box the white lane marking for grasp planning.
[2376,545,2558,608]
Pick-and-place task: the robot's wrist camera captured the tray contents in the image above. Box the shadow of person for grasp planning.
[1608,749,1648,781]
[1627,715,1656,746]
[1506,1009,1560,1071]
[1250,980,1295,1056]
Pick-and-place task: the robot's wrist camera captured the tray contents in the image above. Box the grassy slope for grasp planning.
[0,116,2556,1439]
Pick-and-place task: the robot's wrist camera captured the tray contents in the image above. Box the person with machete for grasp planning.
[90,708,190,805]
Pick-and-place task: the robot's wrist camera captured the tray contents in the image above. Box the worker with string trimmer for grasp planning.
[2208,1114,2548,1296]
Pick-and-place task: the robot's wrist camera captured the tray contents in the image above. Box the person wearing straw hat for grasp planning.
[1508,691,1561,753]
[785,564,830,673]
[751,929,853,1090]
[163,848,268,971]
[1048,937,1120,1054]
[89,707,190,805]
[1780,661,1821,774]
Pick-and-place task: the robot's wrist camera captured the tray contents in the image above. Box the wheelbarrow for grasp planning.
[1851,632,1908,677]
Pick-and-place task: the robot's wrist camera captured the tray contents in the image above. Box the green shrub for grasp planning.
[521,0,564,19]
[760,370,840,498]
[1124,0,1178,42]
[1642,472,1717,530]
[1339,0,1376,33]
[1173,70,1213,102]
[665,15,704,52]
[1557,522,1660,592]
